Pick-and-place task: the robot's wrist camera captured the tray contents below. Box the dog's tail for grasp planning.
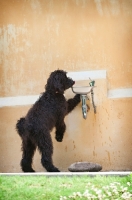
[16,117,26,138]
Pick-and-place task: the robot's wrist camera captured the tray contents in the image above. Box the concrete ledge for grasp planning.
[0,172,131,177]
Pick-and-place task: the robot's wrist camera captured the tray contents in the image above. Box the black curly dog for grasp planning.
[16,70,80,172]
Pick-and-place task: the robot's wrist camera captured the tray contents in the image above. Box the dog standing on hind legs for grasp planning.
[16,69,80,172]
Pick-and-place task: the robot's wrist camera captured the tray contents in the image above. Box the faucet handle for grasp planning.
[89,78,95,87]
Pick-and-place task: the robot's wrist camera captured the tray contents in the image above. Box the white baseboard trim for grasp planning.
[108,88,132,99]
[0,70,132,108]
[0,70,106,108]
[0,95,39,108]
[1,88,132,108]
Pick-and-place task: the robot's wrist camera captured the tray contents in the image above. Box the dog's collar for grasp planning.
[55,91,65,96]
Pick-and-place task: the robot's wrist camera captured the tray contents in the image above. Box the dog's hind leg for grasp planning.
[38,131,60,172]
[21,138,36,172]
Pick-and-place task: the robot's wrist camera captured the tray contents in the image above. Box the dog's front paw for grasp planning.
[55,135,63,142]
[75,94,81,103]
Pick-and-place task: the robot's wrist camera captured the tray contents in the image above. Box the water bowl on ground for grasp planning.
[68,162,102,172]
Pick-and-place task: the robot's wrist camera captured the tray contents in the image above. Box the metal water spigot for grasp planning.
[72,80,96,119]
[81,94,90,119]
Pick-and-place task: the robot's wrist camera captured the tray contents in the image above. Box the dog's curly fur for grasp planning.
[16,70,80,172]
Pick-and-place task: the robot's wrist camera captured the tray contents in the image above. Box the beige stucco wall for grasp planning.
[0,0,132,172]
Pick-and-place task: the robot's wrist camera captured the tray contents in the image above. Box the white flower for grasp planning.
[107,191,112,196]
[96,189,102,194]
[122,187,128,192]
[60,196,67,200]
[113,188,118,194]
[76,192,82,197]
[121,191,132,199]
[127,182,131,186]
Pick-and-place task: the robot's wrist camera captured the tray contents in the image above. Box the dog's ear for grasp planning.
[53,73,64,94]
[45,70,65,94]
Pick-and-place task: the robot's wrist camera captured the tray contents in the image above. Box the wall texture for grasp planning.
[0,0,132,172]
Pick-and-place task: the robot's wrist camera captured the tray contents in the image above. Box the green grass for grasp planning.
[0,175,132,200]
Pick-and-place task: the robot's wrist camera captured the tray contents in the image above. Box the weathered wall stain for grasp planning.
[94,0,132,16]
[0,1,132,96]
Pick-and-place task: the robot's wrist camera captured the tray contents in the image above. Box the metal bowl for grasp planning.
[71,86,94,95]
